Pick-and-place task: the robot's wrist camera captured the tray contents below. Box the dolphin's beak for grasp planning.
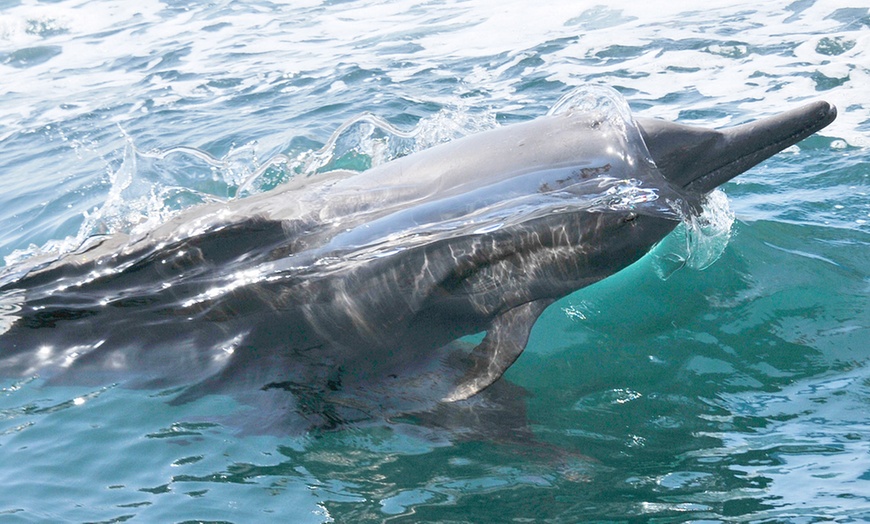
[636,101,837,194]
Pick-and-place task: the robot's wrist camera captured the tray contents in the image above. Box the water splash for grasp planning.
[550,86,679,219]
[651,189,736,279]
[549,85,635,134]
[1,106,496,272]
[2,87,692,289]
[240,106,497,195]
[3,86,689,283]
[550,85,656,166]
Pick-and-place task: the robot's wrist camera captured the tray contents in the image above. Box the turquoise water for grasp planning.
[1,1,869,522]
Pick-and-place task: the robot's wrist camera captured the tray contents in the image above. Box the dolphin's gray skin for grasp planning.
[0,89,836,426]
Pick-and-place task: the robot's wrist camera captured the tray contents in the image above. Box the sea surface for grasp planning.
[1,0,869,522]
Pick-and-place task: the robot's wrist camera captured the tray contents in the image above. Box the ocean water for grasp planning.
[1,0,869,522]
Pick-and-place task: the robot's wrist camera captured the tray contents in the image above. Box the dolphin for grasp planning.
[0,88,836,424]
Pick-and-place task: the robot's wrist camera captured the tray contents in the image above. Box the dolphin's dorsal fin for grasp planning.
[443,299,553,402]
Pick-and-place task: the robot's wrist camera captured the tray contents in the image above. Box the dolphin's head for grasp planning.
[500,99,839,309]
[636,101,837,195]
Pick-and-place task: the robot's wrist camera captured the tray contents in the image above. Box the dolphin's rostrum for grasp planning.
[0,87,836,421]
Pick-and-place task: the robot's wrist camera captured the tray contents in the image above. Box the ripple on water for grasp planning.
[0,0,868,522]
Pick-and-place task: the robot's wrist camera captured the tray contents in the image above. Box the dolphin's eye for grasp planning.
[620,213,638,224]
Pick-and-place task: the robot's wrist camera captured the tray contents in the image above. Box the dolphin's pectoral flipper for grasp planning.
[443,299,554,402]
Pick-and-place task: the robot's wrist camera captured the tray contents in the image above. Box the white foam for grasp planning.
[2,0,865,144]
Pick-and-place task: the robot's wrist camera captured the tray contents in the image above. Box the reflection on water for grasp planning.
[704,367,870,520]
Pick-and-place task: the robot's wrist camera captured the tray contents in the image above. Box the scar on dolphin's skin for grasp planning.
[539,163,613,192]
[0,87,836,426]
